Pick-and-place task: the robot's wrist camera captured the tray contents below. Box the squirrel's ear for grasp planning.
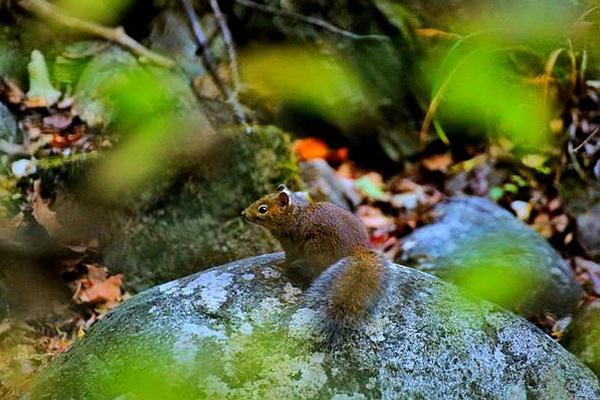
[278,192,290,206]
[276,184,288,192]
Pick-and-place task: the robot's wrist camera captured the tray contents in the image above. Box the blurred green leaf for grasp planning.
[503,183,519,194]
[27,50,61,106]
[429,49,552,150]
[240,46,372,129]
[354,176,388,201]
[489,187,504,200]
[57,0,133,24]
[447,237,543,311]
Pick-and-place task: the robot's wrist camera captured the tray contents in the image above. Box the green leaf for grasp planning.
[354,176,388,201]
[27,50,61,106]
[489,187,504,201]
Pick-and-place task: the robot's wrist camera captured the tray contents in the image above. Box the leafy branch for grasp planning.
[15,0,175,68]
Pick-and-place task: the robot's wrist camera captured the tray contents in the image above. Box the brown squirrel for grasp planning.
[242,184,389,341]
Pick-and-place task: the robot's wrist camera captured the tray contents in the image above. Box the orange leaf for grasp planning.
[422,153,453,172]
[76,265,123,307]
[327,147,349,163]
[293,137,329,161]
[24,96,49,108]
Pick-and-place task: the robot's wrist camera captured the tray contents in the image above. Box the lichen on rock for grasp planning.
[400,196,582,317]
[29,253,600,399]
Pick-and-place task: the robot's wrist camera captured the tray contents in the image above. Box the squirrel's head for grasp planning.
[242,185,296,230]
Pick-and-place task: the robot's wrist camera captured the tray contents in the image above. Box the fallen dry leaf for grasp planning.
[422,153,453,172]
[575,257,600,296]
[547,197,561,212]
[327,147,349,164]
[293,137,330,161]
[24,96,49,109]
[356,205,395,230]
[551,214,569,233]
[2,78,25,104]
[74,264,123,307]
[510,200,532,221]
[532,213,552,238]
[43,113,73,131]
[31,180,61,236]
[336,162,357,179]
[51,133,69,148]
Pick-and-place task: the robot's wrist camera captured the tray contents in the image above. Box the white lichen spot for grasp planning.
[183,270,233,312]
[366,377,378,390]
[148,305,160,315]
[295,357,328,394]
[401,239,418,252]
[364,320,386,343]
[283,283,303,303]
[331,393,367,400]
[202,374,231,398]
[242,273,255,281]
[233,354,327,398]
[261,267,281,279]
[157,280,180,295]
[504,383,527,400]
[173,323,226,364]
[289,308,318,339]
[311,352,325,364]
[239,322,253,335]
[250,297,282,323]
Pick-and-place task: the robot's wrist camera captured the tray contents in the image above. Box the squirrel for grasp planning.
[242,184,389,341]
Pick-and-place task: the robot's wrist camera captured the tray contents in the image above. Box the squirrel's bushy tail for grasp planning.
[306,249,389,342]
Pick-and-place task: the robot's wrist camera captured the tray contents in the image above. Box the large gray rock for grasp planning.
[559,177,600,262]
[400,196,582,317]
[30,253,599,399]
[564,300,600,378]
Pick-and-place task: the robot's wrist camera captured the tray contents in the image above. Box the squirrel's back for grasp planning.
[293,202,370,262]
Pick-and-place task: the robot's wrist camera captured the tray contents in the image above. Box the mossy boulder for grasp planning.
[399,196,582,317]
[564,300,600,378]
[29,253,600,399]
[44,124,298,291]
[28,46,300,291]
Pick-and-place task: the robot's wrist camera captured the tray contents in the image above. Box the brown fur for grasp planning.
[243,189,387,341]
[330,249,382,317]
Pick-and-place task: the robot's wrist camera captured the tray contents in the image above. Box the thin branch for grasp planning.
[209,0,242,98]
[16,0,175,68]
[573,127,599,152]
[181,0,223,89]
[567,140,590,182]
[234,0,390,42]
[0,140,28,156]
[181,0,248,127]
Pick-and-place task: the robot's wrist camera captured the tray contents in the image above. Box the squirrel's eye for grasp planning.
[258,205,268,214]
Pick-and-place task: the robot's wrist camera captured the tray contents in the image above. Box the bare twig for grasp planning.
[181,0,225,93]
[16,0,175,68]
[567,140,590,182]
[209,0,242,98]
[573,127,599,152]
[234,0,390,42]
[181,0,248,127]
